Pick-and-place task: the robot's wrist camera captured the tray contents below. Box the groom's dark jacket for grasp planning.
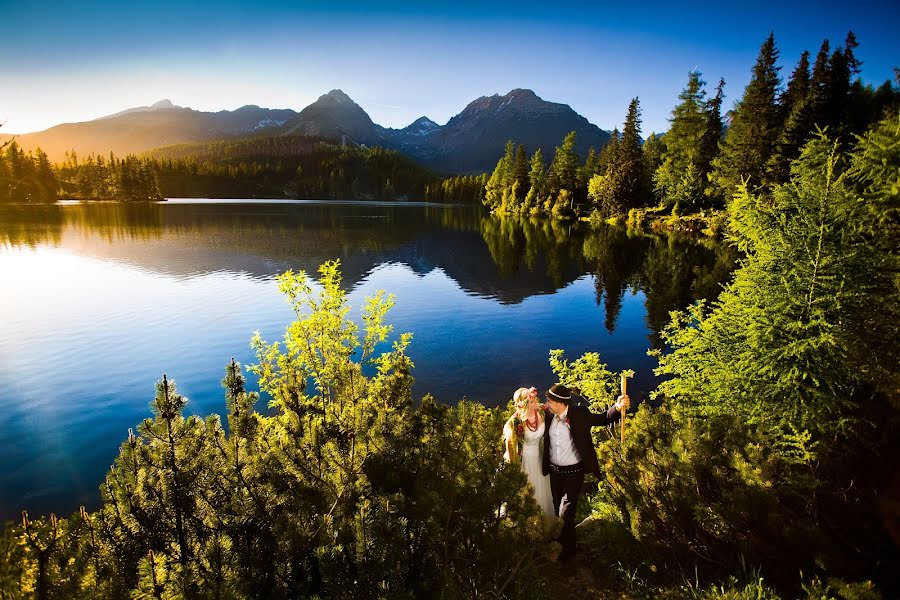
[542,404,621,477]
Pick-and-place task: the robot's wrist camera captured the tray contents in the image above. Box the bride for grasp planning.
[503,387,554,520]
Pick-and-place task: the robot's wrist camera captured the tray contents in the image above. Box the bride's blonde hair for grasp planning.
[512,387,542,421]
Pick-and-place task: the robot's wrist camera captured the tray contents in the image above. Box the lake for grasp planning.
[0,200,735,521]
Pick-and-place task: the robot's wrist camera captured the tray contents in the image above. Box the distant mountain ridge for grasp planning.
[6,89,612,173]
[5,104,297,162]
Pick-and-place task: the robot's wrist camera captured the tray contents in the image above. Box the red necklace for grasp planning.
[525,413,539,432]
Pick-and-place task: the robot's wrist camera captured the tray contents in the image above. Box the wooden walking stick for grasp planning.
[618,369,633,445]
[620,373,627,444]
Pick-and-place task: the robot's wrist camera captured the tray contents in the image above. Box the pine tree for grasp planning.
[513,144,529,204]
[658,126,897,448]
[779,51,812,124]
[807,39,833,131]
[770,52,813,183]
[655,72,710,212]
[483,140,515,211]
[620,98,644,208]
[825,31,862,138]
[33,148,58,202]
[588,99,646,218]
[548,131,578,200]
[597,129,620,175]
[698,77,725,199]
[711,33,782,197]
[641,133,666,205]
[523,148,546,213]
[101,375,215,575]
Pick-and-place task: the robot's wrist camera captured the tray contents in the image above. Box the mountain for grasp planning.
[99,99,181,119]
[394,89,611,173]
[6,89,611,173]
[282,89,382,146]
[6,103,297,161]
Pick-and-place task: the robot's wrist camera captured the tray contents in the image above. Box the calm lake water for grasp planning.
[0,200,735,521]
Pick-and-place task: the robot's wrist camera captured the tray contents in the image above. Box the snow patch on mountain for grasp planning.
[253,118,287,130]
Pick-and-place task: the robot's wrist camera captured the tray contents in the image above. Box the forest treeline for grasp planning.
[1,109,898,598]
[482,32,900,219]
[0,136,450,204]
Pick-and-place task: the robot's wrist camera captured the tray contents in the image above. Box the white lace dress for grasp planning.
[520,419,555,520]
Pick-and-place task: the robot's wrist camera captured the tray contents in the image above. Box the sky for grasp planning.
[1,0,898,135]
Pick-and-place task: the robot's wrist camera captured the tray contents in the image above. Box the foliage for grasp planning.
[516,119,900,599]
[0,261,548,598]
[55,152,161,201]
[655,73,724,214]
[0,142,58,203]
[590,99,646,216]
[710,33,782,199]
[48,136,439,202]
[423,172,488,203]
[659,131,895,443]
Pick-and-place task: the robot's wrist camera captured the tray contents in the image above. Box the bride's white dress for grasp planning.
[520,420,555,519]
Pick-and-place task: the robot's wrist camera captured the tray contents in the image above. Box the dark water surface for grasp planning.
[0,200,735,520]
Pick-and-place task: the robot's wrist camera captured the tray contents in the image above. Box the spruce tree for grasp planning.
[807,39,833,131]
[548,131,578,200]
[698,78,725,198]
[655,72,710,212]
[618,97,645,210]
[523,148,545,214]
[513,144,529,204]
[770,52,813,183]
[483,140,515,211]
[641,133,666,205]
[588,99,647,217]
[710,33,782,197]
[598,128,620,175]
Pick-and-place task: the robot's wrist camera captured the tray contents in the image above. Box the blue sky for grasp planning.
[1,0,898,134]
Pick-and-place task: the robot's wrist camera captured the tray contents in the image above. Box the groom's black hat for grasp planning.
[547,384,574,405]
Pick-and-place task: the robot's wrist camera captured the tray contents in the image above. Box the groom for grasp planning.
[542,383,629,562]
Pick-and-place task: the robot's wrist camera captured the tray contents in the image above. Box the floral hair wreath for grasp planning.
[513,386,546,435]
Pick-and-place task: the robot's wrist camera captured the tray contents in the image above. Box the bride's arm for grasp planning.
[502,418,518,463]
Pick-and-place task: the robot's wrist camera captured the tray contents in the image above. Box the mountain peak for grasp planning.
[409,116,438,128]
[98,99,183,120]
[318,89,355,105]
[398,116,440,137]
[505,88,539,99]
[150,99,176,110]
[285,89,378,145]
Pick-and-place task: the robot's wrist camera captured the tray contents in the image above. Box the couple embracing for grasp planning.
[503,384,629,562]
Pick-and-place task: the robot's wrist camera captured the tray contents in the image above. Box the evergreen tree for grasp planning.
[641,133,666,205]
[513,143,529,203]
[591,99,645,216]
[655,72,710,212]
[658,123,899,455]
[779,51,812,124]
[770,52,813,183]
[824,31,862,138]
[618,97,645,209]
[711,33,782,198]
[698,78,726,200]
[807,39,833,131]
[548,131,579,200]
[523,148,546,214]
[596,128,620,176]
[484,140,515,211]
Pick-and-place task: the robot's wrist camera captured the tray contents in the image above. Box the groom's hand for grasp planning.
[615,394,630,412]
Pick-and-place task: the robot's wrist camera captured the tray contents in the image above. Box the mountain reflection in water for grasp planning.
[0,200,736,519]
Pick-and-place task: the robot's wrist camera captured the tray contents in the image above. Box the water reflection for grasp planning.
[1,202,736,344]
